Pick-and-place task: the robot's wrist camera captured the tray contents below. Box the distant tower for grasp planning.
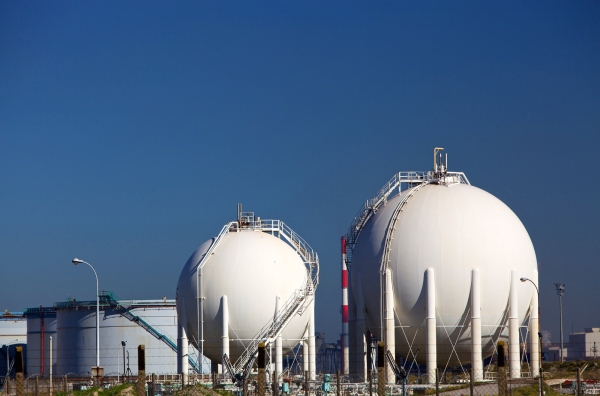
[554,282,565,361]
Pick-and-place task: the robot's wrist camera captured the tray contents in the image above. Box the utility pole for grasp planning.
[555,283,565,361]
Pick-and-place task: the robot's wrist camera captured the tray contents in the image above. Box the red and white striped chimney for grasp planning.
[341,236,349,375]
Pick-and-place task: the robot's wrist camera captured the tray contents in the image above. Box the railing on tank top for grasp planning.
[344,170,470,270]
[199,214,319,379]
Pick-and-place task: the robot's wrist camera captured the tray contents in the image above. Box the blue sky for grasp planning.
[1,1,599,345]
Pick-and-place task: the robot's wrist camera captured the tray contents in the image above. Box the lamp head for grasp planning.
[520,277,528,282]
[72,258,84,265]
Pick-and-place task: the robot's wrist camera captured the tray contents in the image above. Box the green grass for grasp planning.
[52,383,134,396]
[510,382,560,396]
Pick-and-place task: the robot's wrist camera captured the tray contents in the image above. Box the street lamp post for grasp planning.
[554,283,565,362]
[521,277,542,396]
[72,258,100,370]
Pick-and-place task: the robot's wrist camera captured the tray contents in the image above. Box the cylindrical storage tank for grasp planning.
[24,309,57,376]
[351,180,537,365]
[177,221,315,364]
[55,302,179,375]
[0,313,27,377]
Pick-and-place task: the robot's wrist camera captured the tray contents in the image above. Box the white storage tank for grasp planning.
[176,208,319,378]
[23,307,57,376]
[0,311,27,377]
[54,296,182,376]
[346,149,538,382]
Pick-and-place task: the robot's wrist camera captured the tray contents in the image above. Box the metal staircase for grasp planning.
[378,182,428,274]
[193,221,239,272]
[99,291,201,373]
[386,350,407,383]
[196,209,319,380]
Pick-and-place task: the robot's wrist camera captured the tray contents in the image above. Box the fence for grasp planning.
[3,365,600,396]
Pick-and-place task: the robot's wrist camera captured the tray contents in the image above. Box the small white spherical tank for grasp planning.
[352,180,538,365]
[176,221,315,364]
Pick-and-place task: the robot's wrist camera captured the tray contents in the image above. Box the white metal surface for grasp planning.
[509,271,520,378]
[384,268,394,383]
[22,311,56,376]
[529,281,540,377]
[471,269,483,381]
[426,268,436,384]
[177,322,189,383]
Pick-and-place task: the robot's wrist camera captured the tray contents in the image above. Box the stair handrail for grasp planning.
[345,170,470,269]
[101,291,201,373]
[232,287,311,374]
[230,219,319,375]
[194,221,239,272]
[386,350,406,380]
[378,182,428,274]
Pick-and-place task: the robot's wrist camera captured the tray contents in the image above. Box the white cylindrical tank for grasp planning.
[55,301,180,375]
[0,312,27,377]
[351,181,537,365]
[23,309,57,376]
[177,222,315,364]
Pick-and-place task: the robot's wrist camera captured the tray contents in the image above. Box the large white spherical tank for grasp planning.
[352,183,538,365]
[177,230,312,363]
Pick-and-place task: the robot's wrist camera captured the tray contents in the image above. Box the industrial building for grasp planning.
[545,327,600,361]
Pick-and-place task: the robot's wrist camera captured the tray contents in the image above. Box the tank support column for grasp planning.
[426,268,437,384]
[529,276,540,377]
[509,270,520,379]
[275,296,283,380]
[355,271,368,382]
[303,331,309,375]
[471,269,483,381]
[384,268,395,384]
[221,295,230,364]
[177,322,189,385]
[308,302,316,380]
